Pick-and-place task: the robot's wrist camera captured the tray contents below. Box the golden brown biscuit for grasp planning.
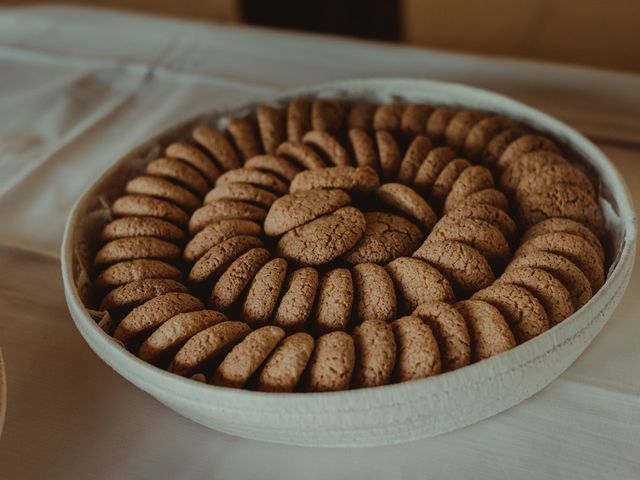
[273,267,319,332]
[347,103,376,130]
[165,142,222,185]
[392,316,441,382]
[100,217,185,244]
[349,128,378,170]
[373,103,405,131]
[444,110,484,150]
[351,263,397,324]
[396,135,433,184]
[455,300,516,361]
[188,235,263,284]
[183,219,262,262]
[375,130,402,182]
[498,150,568,192]
[426,106,458,143]
[287,98,311,142]
[216,168,288,196]
[95,259,182,288]
[226,116,263,160]
[256,332,314,392]
[496,134,559,172]
[302,130,351,166]
[481,127,523,166]
[444,203,517,241]
[308,331,355,392]
[192,126,242,171]
[311,99,344,132]
[412,146,456,194]
[401,104,432,136]
[352,320,396,388]
[125,176,200,212]
[276,141,326,170]
[94,237,181,266]
[243,155,302,182]
[314,268,353,332]
[456,188,509,211]
[240,258,288,326]
[257,105,285,155]
[377,183,438,231]
[429,158,471,209]
[514,163,596,200]
[204,182,278,209]
[146,157,210,196]
[463,116,513,159]
[189,200,267,235]
[443,165,495,213]
[111,195,189,226]
[99,278,187,312]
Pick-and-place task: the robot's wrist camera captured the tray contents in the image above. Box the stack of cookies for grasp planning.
[89,98,606,393]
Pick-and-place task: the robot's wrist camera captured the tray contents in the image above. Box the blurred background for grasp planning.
[3,0,639,72]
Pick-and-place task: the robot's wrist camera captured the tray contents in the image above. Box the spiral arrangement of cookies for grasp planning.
[91,97,606,393]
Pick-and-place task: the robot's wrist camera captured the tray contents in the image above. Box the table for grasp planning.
[0,6,638,479]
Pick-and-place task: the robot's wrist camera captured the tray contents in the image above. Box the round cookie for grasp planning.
[311,99,344,132]
[412,146,456,194]
[273,267,319,332]
[264,188,351,237]
[498,267,574,325]
[499,150,568,192]
[184,219,262,262]
[290,166,380,194]
[302,130,350,166]
[314,268,353,332]
[287,98,311,142]
[277,207,366,265]
[351,263,397,324]
[216,168,288,196]
[496,133,559,172]
[125,176,200,212]
[413,240,495,294]
[443,165,495,213]
[347,103,376,130]
[373,103,405,131]
[95,259,182,288]
[444,110,484,150]
[349,128,378,170]
[145,157,210,196]
[256,332,315,392]
[99,278,187,312]
[464,116,513,159]
[257,105,285,155]
[169,321,251,377]
[514,163,596,200]
[188,235,263,284]
[204,182,278,209]
[391,316,441,382]
[385,257,454,313]
[111,195,189,227]
[138,310,228,364]
[401,104,432,136]
[481,127,523,166]
[426,106,458,143]
[429,158,471,209]
[100,217,185,243]
[213,326,286,388]
[352,320,397,388]
[377,183,438,232]
[308,331,355,392]
[192,126,242,171]
[472,283,550,343]
[209,248,271,310]
[454,300,516,361]
[342,212,423,265]
[375,130,402,182]
[94,237,181,266]
[165,142,222,185]
[396,135,433,184]
[239,258,288,326]
[412,301,471,371]
[189,200,267,234]
[456,188,509,211]
[276,141,326,170]
[226,116,263,160]
[113,292,203,344]
[445,203,517,241]
[243,155,301,182]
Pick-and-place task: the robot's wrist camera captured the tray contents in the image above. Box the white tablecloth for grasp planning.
[0,6,638,479]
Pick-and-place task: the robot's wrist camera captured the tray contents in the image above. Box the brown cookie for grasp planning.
[256,332,315,392]
[347,103,376,130]
[343,212,423,264]
[412,146,456,196]
[138,310,227,364]
[396,135,433,184]
[515,163,596,201]
[308,331,355,392]
[429,158,471,209]
[95,259,182,288]
[273,267,319,332]
[188,235,263,284]
[257,105,285,155]
[145,157,210,196]
[276,141,326,170]
[169,321,251,377]
[376,183,437,232]
[375,130,402,182]
[302,130,350,166]
[188,200,267,235]
[100,217,185,244]
[243,155,302,182]
[385,257,454,312]
[111,195,189,227]
[463,116,513,159]
[352,320,397,388]
[210,248,271,310]
[204,182,278,209]
[125,176,200,212]
[445,203,517,241]
[277,207,366,265]
[99,278,187,312]
[287,98,311,142]
[311,99,344,132]
[413,240,495,295]
[240,258,288,326]
[94,237,181,266]
[226,116,263,160]
[499,150,568,192]
[425,106,458,143]
[456,188,509,212]
[481,127,523,166]
[183,219,262,262]
[401,104,432,136]
[351,263,397,324]
[264,188,351,237]
[444,110,484,150]
[349,128,378,170]
[165,142,221,185]
[472,283,550,342]
[314,268,353,332]
[192,126,242,171]
[392,316,441,382]
[443,165,495,213]
[373,103,405,131]
[213,326,286,388]
[113,292,203,344]
[498,267,574,325]
[216,168,288,196]
[455,300,516,361]
[496,134,560,172]
[412,301,471,371]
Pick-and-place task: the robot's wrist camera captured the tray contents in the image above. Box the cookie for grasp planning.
[496,134,559,172]
[343,212,422,264]
[347,103,376,130]
[145,157,210,196]
[314,268,353,332]
[349,128,378,169]
[401,104,432,136]
[189,200,267,234]
[216,168,288,195]
[113,292,203,344]
[377,183,438,232]
[517,184,604,236]
[445,203,517,240]
[287,98,311,142]
[240,258,288,326]
[99,278,187,312]
[499,150,568,192]
[454,300,516,361]
[413,240,495,294]
[396,135,433,184]
[412,146,456,194]
[498,267,574,325]
[444,110,484,150]
[264,188,351,237]
[169,321,251,377]
[213,326,286,388]
[183,219,262,262]
[302,130,350,166]
[95,259,182,288]
[443,165,495,213]
[375,130,402,182]
[352,320,396,388]
[125,176,200,212]
[428,158,471,209]
[412,301,471,371]
[385,257,454,312]
[188,235,263,284]
[111,195,189,227]
[308,331,355,392]
[425,106,458,143]
[226,116,263,160]
[391,316,441,382]
[463,116,513,159]
[165,142,222,185]
[481,127,523,166]
[138,310,228,364]
[276,141,326,170]
[273,267,319,331]
[192,126,242,171]
[243,155,302,182]
[100,217,185,244]
[256,332,315,392]
[210,248,271,310]
[94,237,181,266]
[351,263,397,324]
[373,103,404,131]
[204,182,278,208]
[456,188,509,212]
[311,99,344,132]
[514,163,596,201]
[257,105,285,155]
[472,283,550,342]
